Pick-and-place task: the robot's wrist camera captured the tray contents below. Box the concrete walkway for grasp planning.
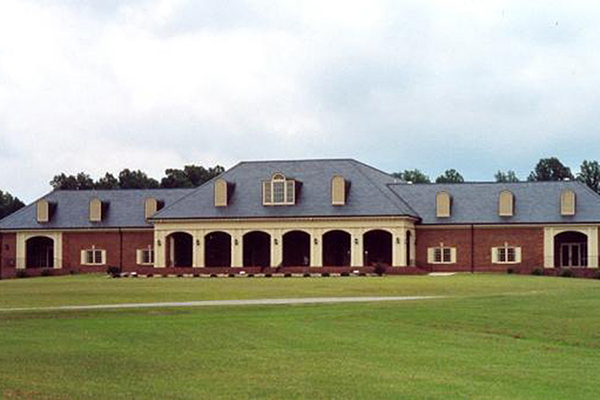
[0,296,443,312]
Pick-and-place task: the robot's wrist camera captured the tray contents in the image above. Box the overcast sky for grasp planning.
[1,0,600,202]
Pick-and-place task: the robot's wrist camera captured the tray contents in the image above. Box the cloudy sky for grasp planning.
[1,0,600,201]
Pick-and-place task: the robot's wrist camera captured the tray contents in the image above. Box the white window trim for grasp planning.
[427,245,456,264]
[492,245,522,264]
[263,174,296,206]
[136,247,155,265]
[81,247,106,266]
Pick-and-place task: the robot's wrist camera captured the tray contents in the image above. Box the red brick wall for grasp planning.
[0,233,17,278]
[416,226,544,272]
[62,230,153,273]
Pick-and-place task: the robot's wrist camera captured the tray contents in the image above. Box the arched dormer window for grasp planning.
[89,198,103,222]
[498,190,514,217]
[561,189,576,216]
[436,191,451,218]
[331,175,347,206]
[263,173,296,206]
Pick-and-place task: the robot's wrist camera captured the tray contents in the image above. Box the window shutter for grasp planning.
[286,180,295,204]
[101,250,107,265]
[263,181,271,205]
[491,247,498,264]
[450,248,457,264]
[515,247,522,263]
[80,250,86,265]
[427,248,434,263]
[136,250,142,265]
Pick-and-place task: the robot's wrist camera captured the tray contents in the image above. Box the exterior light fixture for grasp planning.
[314,238,318,245]
[235,239,239,246]
[274,238,278,245]
[354,238,359,245]
[157,240,162,246]
[196,239,201,246]
[396,237,400,244]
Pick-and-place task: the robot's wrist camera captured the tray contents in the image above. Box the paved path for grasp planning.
[0,296,443,312]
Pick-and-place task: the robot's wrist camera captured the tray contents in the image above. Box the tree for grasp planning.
[494,170,520,183]
[50,172,94,190]
[435,169,464,184]
[95,173,119,190]
[118,169,159,189]
[0,190,25,219]
[527,157,573,181]
[160,165,225,188]
[577,160,600,194]
[391,169,431,183]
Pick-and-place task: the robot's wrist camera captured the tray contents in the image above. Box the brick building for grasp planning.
[1,159,599,278]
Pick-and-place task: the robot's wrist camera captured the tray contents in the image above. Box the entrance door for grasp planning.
[560,243,587,267]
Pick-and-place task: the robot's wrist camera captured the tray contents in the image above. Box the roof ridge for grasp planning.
[237,158,356,165]
[151,162,243,219]
[350,161,417,217]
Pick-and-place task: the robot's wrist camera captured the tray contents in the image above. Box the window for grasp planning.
[428,245,456,264]
[137,248,155,265]
[436,192,451,218]
[560,189,576,216]
[498,190,514,217]
[263,173,296,205]
[492,244,521,264]
[81,248,106,265]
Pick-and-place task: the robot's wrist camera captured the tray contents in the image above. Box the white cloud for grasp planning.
[1,0,600,201]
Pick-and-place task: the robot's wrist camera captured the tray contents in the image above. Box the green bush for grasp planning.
[106,266,121,277]
[374,263,387,276]
[321,272,330,277]
[531,268,544,276]
[560,268,574,278]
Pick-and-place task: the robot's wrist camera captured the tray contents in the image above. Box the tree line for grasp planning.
[393,157,600,193]
[1,157,600,220]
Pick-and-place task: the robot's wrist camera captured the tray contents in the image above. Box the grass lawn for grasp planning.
[1,274,600,398]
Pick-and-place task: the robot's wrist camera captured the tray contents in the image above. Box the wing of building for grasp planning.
[2,159,600,278]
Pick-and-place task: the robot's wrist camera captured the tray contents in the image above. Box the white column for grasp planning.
[397,230,407,267]
[231,231,243,267]
[154,231,166,268]
[588,226,598,268]
[392,229,402,267]
[271,230,282,267]
[543,227,554,268]
[194,231,204,268]
[310,229,322,267]
[409,230,416,266]
[350,230,363,267]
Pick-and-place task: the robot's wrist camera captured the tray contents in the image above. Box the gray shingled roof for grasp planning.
[389,181,600,224]
[153,159,417,220]
[0,189,195,230]
[3,159,600,230]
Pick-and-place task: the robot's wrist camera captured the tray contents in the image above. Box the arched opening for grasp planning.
[25,236,54,268]
[243,231,271,267]
[554,231,588,267]
[282,230,310,266]
[166,232,193,267]
[363,230,392,266]
[205,231,231,267]
[322,230,350,266]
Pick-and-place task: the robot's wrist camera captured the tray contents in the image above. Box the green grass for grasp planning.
[1,274,600,399]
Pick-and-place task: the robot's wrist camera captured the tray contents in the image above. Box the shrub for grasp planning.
[210,274,218,278]
[147,274,154,278]
[265,273,272,278]
[560,268,574,278]
[193,274,200,278]
[228,273,236,278]
[594,271,600,280]
[374,263,387,276]
[247,273,254,278]
[16,270,28,279]
[506,267,515,274]
[531,268,544,276]
[106,266,121,278]
[284,273,292,278]
[321,272,330,277]
[303,273,311,277]
[341,272,350,277]
[69,269,78,275]
[41,268,53,277]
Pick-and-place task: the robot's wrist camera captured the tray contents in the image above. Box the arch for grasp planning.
[322,230,351,266]
[205,231,231,267]
[498,190,514,217]
[363,229,392,266]
[166,232,193,267]
[243,231,271,267]
[282,230,310,266]
[436,191,451,218]
[554,231,588,267]
[25,236,54,268]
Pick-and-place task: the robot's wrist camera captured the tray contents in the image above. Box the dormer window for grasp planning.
[561,189,576,216]
[214,179,230,207]
[37,199,50,223]
[331,175,348,206]
[436,192,451,218]
[89,198,103,222]
[144,198,164,219]
[498,190,514,217]
[263,173,296,205]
